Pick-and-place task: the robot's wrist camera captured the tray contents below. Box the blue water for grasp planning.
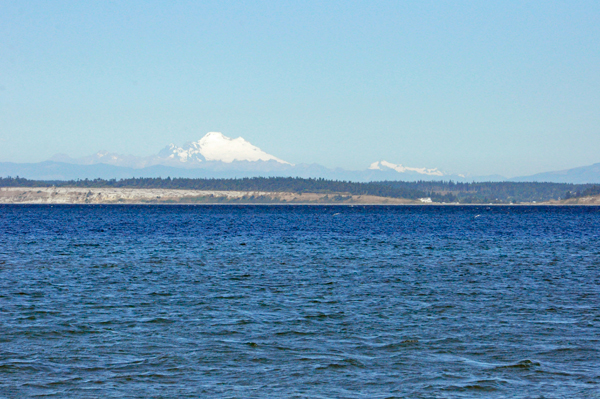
[1,205,599,398]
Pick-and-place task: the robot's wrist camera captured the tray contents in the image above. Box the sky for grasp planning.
[1,1,599,177]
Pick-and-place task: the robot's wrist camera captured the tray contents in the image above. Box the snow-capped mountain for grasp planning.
[51,132,291,168]
[38,133,489,181]
[158,132,290,164]
[364,160,491,181]
[368,161,445,177]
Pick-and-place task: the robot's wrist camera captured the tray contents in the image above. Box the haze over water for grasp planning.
[1,205,599,397]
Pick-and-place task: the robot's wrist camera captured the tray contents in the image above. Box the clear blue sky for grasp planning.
[1,1,599,177]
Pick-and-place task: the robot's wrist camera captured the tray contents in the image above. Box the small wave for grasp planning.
[441,379,503,392]
[367,339,420,351]
[148,291,172,296]
[495,359,541,370]
[401,339,419,344]
[0,361,49,373]
[212,294,247,300]
[315,358,365,370]
[229,273,252,280]
[275,330,316,336]
[303,311,345,320]
[141,317,174,324]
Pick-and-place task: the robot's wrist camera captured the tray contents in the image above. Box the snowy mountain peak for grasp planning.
[369,161,444,177]
[160,132,291,165]
[201,131,228,141]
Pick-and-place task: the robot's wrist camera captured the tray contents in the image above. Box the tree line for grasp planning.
[379,181,597,203]
[564,185,600,200]
[1,176,597,203]
[0,176,426,200]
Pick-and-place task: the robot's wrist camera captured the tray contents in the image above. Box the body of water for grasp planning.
[1,205,599,398]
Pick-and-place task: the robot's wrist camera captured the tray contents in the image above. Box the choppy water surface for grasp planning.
[1,205,599,398]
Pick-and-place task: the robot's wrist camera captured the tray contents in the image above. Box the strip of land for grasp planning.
[0,187,419,204]
[2,186,600,205]
[3,176,600,204]
[545,196,600,205]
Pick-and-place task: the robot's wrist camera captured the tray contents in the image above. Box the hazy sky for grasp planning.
[1,1,599,177]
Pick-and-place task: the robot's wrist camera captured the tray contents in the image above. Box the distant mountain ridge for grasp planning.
[369,161,446,177]
[43,132,464,181]
[3,132,599,183]
[51,132,290,168]
[510,162,600,184]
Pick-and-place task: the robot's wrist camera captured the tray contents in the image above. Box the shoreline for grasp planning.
[0,186,416,205]
[1,202,598,206]
[0,187,598,206]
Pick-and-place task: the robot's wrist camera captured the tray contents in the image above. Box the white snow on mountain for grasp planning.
[369,160,444,176]
[160,132,291,164]
[48,134,466,180]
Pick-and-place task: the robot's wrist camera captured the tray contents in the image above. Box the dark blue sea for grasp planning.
[1,205,599,398]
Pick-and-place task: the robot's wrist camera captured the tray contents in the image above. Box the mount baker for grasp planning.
[52,132,291,168]
[51,132,446,177]
[2,132,596,182]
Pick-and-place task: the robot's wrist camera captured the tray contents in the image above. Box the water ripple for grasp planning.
[0,204,599,398]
